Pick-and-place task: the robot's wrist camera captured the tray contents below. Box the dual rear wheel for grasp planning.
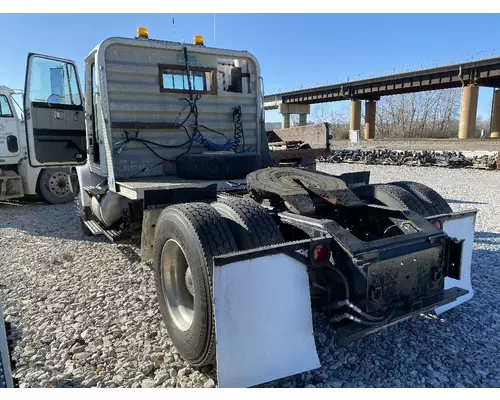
[152,180,451,366]
[352,180,452,217]
[152,197,283,366]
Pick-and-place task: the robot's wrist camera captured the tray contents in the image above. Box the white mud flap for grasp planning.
[434,212,476,315]
[213,250,320,388]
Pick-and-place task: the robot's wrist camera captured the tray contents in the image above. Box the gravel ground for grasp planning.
[0,164,499,388]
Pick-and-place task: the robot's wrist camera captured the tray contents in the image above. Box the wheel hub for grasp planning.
[48,172,70,197]
[160,239,195,332]
[185,268,195,297]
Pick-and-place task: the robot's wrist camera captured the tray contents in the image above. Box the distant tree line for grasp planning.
[306,88,491,140]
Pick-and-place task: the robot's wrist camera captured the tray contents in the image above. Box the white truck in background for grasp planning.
[0,85,78,204]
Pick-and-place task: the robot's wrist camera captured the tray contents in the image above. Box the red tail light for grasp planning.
[313,244,328,262]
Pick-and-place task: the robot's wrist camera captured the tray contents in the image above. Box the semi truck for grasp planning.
[0,85,77,204]
[19,28,476,388]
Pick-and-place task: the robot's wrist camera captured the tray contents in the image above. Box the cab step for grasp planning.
[84,220,104,235]
[83,220,124,243]
[0,174,24,200]
[83,185,107,197]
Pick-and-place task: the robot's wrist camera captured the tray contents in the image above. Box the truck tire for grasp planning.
[153,202,238,366]
[37,168,76,205]
[212,196,284,250]
[390,181,453,215]
[176,153,261,180]
[352,183,429,216]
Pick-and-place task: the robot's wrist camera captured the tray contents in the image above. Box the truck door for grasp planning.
[0,93,21,158]
[24,53,87,167]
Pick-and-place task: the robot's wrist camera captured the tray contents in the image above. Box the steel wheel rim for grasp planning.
[160,239,195,332]
[48,172,70,197]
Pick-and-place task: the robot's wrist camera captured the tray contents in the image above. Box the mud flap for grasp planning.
[433,212,476,314]
[212,247,320,388]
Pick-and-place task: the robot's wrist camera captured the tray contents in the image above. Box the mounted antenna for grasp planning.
[172,14,176,42]
[214,13,216,46]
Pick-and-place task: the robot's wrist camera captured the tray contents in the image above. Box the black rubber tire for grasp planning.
[176,153,261,180]
[212,196,284,250]
[37,168,76,205]
[153,202,238,366]
[352,183,429,216]
[391,181,453,215]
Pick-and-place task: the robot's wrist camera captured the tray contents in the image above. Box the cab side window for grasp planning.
[0,95,13,117]
[29,57,82,106]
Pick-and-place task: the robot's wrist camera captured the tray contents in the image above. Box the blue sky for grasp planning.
[1,13,499,123]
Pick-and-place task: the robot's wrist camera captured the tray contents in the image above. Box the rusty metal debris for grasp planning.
[317,149,499,170]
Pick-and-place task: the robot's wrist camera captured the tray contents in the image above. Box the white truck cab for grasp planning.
[0,83,78,204]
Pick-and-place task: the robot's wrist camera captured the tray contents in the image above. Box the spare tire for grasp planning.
[176,152,261,180]
[352,183,429,216]
[212,196,284,250]
[391,181,452,215]
[153,202,238,366]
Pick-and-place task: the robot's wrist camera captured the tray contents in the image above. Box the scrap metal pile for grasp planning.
[317,149,499,169]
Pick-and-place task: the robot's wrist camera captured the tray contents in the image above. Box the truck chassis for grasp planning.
[77,165,475,387]
[17,32,476,388]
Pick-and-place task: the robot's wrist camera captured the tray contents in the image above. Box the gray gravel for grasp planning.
[1,164,500,388]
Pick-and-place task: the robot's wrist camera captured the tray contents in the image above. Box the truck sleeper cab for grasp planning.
[21,30,477,388]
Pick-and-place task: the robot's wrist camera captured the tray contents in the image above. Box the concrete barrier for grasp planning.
[268,123,331,150]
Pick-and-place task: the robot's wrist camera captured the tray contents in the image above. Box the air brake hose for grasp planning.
[330,305,396,326]
[334,299,390,321]
[331,312,386,326]
[183,47,194,102]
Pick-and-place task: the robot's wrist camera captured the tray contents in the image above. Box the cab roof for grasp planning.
[0,85,14,94]
[86,35,255,62]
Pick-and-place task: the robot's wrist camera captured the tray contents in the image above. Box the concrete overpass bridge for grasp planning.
[264,56,500,139]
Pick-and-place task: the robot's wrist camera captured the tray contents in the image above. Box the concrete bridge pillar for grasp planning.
[350,100,361,132]
[490,89,500,138]
[282,113,291,129]
[279,103,310,128]
[458,85,479,139]
[364,100,376,140]
[299,114,308,126]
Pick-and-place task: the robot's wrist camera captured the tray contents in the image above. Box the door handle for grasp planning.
[54,110,65,120]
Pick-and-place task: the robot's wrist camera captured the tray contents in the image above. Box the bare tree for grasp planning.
[310,104,350,139]
[311,104,332,122]
[376,88,461,138]
[305,88,464,140]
